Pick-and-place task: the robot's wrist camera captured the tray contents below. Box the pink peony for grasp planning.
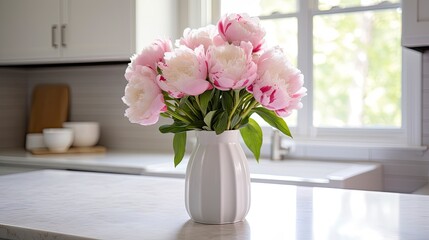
[218,13,266,52]
[157,45,211,98]
[176,25,217,52]
[122,66,167,125]
[250,47,307,117]
[207,41,257,90]
[125,39,172,80]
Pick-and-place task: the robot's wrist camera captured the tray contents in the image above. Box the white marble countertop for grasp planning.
[0,170,428,240]
[0,149,166,174]
[0,149,382,189]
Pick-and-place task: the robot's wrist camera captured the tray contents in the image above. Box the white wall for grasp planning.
[136,0,179,52]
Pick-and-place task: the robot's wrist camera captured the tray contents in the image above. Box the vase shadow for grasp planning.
[175,219,251,240]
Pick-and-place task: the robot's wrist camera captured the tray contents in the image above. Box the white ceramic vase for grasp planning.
[185,130,251,224]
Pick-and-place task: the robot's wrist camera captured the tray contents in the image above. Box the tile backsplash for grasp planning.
[0,68,27,148]
[0,64,173,152]
[26,64,174,152]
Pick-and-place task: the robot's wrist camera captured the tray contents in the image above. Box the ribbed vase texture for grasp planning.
[185,130,251,224]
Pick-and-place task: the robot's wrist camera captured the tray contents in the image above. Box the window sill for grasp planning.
[295,140,428,152]
[287,140,428,161]
[256,136,428,162]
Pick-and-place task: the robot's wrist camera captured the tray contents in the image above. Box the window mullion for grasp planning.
[296,0,314,138]
[314,2,400,15]
[259,13,297,20]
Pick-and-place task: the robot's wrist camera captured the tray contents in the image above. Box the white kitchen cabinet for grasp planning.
[0,0,61,61]
[402,0,429,48]
[0,0,135,64]
[60,0,135,61]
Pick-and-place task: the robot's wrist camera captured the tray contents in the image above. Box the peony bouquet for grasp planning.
[122,13,306,166]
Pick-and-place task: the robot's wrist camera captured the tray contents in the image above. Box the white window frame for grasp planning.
[188,0,426,159]
[293,1,422,148]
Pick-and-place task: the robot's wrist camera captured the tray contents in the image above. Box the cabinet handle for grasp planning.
[51,25,58,48]
[61,24,67,47]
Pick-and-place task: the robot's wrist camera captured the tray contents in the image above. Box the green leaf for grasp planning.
[203,110,216,130]
[178,97,191,113]
[199,91,212,115]
[187,98,202,119]
[240,118,263,162]
[212,89,221,109]
[160,113,170,118]
[188,120,206,130]
[238,116,250,129]
[253,107,292,138]
[231,114,241,129]
[221,91,234,114]
[234,116,249,130]
[159,120,206,133]
[159,124,187,134]
[173,132,187,167]
[213,111,228,134]
[159,120,190,133]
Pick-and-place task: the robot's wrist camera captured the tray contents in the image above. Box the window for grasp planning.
[216,0,422,149]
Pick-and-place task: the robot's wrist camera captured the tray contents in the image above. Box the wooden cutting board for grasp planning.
[28,84,70,133]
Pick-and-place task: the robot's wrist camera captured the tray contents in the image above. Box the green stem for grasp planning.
[167,109,192,124]
[194,95,201,110]
[241,97,253,109]
[226,90,241,130]
[185,98,200,119]
[165,101,176,109]
[240,99,259,119]
[234,89,240,103]
[160,112,171,119]
[166,101,192,123]
[166,99,198,122]
[240,93,253,106]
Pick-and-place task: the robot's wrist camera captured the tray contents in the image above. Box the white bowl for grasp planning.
[63,122,100,147]
[43,128,74,153]
[26,133,46,150]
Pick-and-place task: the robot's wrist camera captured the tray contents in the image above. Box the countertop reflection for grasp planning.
[0,170,428,240]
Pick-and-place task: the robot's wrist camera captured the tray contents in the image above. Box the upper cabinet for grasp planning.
[0,0,135,65]
[0,0,61,61]
[402,0,429,48]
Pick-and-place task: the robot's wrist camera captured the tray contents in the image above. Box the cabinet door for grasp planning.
[61,0,135,61]
[402,0,429,47]
[0,0,61,63]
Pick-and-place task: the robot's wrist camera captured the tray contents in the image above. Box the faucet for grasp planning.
[270,130,292,160]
